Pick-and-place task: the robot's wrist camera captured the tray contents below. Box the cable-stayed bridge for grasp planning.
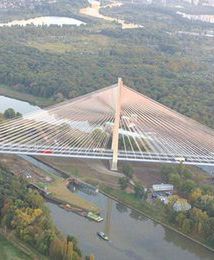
[0,78,213,170]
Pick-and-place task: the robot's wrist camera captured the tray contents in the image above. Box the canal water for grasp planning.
[0,95,214,259]
[47,190,214,260]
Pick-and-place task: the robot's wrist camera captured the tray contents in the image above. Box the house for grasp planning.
[152,183,174,192]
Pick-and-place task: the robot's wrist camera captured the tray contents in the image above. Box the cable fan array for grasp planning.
[0,83,213,165]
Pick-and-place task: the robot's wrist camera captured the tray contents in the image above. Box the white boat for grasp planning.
[97,232,109,241]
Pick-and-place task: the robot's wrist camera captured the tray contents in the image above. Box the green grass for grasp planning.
[28,42,75,53]
[48,179,100,213]
[101,186,165,220]
[0,234,30,260]
[28,34,114,54]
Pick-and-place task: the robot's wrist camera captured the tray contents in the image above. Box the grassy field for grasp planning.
[48,179,99,213]
[28,33,114,53]
[37,157,120,188]
[101,185,165,220]
[0,235,30,260]
[0,154,100,213]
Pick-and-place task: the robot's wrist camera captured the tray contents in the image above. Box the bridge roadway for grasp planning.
[0,144,213,166]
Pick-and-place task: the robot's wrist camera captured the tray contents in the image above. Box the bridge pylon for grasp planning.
[111,77,122,171]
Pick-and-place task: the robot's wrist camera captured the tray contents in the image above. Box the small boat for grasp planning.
[97,232,109,241]
[86,212,103,222]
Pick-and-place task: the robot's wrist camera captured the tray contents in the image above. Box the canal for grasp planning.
[0,95,214,259]
[47,190,214,260]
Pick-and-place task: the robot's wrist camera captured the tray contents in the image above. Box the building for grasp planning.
[152,183,174,192]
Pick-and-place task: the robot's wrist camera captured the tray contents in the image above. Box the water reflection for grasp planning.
[116,203,128,213]
[104,198,112,237]
[129,210,147,222]
[65,184,214,260]
[164,228,213,259]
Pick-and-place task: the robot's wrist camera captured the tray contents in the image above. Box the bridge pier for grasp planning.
[111,77,122,171]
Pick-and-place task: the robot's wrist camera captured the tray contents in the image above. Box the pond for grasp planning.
[0,16,86,27]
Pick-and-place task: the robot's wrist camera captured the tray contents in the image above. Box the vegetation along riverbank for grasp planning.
[0,164,86,259]
[29,156,214,251]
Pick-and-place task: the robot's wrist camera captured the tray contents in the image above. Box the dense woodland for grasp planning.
[0,1,213,128]
[0,0,213,128]
[118,163,214,248]
[161,164,214,248]
[0,0,213,255]
[0,166,82,259]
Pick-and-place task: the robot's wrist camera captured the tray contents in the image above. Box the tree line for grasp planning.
[0,166,85,259]
[160,164,214,247]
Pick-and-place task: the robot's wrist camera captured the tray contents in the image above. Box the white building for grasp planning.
[152,183,174,192]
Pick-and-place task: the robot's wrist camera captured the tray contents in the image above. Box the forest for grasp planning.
[0,165,83,259]
[116,163,214,248]
[0,0,213,129]
[160,164,214,248]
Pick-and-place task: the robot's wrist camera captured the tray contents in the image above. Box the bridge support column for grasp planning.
[111,78,122,171]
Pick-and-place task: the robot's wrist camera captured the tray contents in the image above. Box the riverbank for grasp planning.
[100,186,214,253]
[48,179,99,213]
[0,154,100,214]
[0,85,55,108]
[1,154,213,258]
[28,156,214,253]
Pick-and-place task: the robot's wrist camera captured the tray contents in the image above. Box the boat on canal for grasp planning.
[97,232,109,241]
[86,211,103,222]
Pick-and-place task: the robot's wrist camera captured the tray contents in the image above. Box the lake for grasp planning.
[0,16,86,27]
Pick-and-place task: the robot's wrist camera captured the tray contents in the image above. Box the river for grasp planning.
[0,95,214,259]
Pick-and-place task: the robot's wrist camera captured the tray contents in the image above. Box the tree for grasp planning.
[3,108,22,119]
[160,165,176,182]
[195,195,214,217]
[168,173,182,189]
[122,164,133,179]
[175,212,186,228]
[182,218,193,234]
[65,241,73,260]
[4,108,16,119]
[49,239,64,259]
[189,188,203,204]
[204,217,214,246]
[0,167,81,257]
[189,207,208,234]
[118,177,129,190]
[181,180,197,196]
[67,235,81,257]
[16,112,22,118]
[134,183,145,199]
[86,256,95,260]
